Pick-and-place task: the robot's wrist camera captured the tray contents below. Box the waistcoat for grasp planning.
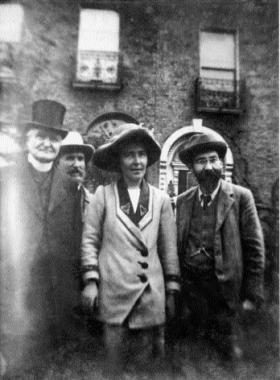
[184,193,219,271]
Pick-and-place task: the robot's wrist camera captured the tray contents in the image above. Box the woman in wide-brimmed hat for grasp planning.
[81,123,180,373]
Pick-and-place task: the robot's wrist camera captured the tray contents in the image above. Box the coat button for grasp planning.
[140,248,148,257]
[138,274,148,283]
[138,261,148,269]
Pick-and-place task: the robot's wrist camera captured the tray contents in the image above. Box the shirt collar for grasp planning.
[198,179,221,203]
[28,153,53,172]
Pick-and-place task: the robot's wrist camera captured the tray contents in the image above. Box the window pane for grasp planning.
[0,4,24,43]
[78,9,119,52]
[200,31,235,69]
[76,9,120,84]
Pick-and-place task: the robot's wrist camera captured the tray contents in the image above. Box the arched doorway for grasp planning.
[159,119,234,197]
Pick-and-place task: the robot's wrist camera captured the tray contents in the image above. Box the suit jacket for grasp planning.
[0,157,93,341]
[81,180,180,328]
[176,180,265,308]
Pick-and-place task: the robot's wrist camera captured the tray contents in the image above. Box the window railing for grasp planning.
[195,77,245,114]
[73,51,122,91]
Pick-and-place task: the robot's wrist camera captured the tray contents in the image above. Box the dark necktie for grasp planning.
[201,194,212,210]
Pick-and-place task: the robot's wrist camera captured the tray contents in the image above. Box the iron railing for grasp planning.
[195,77,245,114]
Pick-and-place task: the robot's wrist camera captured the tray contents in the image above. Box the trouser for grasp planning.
[182,268,239,352]
[103,324,165,374]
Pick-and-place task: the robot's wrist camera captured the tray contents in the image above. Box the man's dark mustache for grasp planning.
[196,168,222,182]
[68,168,84,175]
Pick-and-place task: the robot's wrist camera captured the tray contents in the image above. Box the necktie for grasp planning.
[201,194,212,210]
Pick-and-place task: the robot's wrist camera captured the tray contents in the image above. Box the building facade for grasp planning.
[0,0,278,289]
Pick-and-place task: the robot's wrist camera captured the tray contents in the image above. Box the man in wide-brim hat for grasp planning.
[49,131,95,337]
[81,123,180,373]
[0,99,95,374]
[58,130,94,186]
[176,131,265,360]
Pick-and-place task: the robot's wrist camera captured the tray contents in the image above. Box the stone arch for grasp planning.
[159,119,234,195]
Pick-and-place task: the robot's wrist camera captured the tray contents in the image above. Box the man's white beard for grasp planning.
[28,153,54,172]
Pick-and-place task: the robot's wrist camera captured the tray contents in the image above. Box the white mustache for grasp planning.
[38,147,56,153]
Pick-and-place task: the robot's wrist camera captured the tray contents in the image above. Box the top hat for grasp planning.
[24,99,68,138]
[59,131,94,163]
[93,123,161,172]
[179,132,228,165]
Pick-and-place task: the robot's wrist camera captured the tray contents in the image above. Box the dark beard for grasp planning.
[195,168,222,192]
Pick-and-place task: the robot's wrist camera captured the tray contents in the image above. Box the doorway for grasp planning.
[159,119,234,198]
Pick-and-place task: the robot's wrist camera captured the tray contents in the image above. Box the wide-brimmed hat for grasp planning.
[59,131,94,163]
[24,99,68,138]
[93,123,161,172]
[179,132,228,165]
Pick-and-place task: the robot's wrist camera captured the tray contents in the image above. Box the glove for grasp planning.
[242,299,256,312]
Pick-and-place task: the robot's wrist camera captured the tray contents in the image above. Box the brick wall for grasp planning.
[0,0,278,276]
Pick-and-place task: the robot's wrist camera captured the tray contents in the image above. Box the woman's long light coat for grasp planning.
[81,180,180,328]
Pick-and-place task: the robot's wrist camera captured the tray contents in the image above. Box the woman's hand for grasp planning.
[82,282,98,312]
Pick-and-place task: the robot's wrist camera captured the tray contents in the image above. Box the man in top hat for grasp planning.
[0,99,92,374]
[176,132,265,359]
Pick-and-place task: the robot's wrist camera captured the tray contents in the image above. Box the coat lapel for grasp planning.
[114,182,147,247]
[48,167,69,214]
[18,159,44,220]
[177,186,197,247]
[138,181,152,230]
[117,179,152,230]
[215,180,235,232]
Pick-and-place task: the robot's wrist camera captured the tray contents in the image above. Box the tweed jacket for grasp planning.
[0,157,93,340]
[176,179,265,308]
[81,180,180,328]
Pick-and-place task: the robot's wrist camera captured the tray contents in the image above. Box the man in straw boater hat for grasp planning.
[176,132,265,360]
[0,99,90,375]
[55,131,95,326]
[81,123,180,375]
[57,130,94,189]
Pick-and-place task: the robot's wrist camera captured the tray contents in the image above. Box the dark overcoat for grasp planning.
[176,180,265,309]
[0,157,92,365]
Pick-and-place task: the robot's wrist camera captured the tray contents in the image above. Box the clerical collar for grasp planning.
[28,153,53,172]
[198,180,221,204]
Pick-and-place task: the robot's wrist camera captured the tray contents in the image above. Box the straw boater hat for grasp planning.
[24,99,68,138]
[59,131,94,163]
[93,123,161,172]
[179,132,228,166]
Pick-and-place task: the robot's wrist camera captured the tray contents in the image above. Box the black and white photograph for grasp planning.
[0,0,278,379]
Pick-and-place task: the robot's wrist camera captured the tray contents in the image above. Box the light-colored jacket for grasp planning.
[81,180,180,328]
[176,179,265,308]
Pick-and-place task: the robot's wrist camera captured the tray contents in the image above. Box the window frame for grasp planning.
[73,6,122,91]
[196,28,244,114]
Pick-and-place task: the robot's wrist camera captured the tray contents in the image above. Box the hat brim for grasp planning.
[59,144,94,163]
[93,129,161,172]
[179,141,227,166]
[24,122,68,138]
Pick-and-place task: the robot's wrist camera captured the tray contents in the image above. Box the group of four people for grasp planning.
[0,99,265,376]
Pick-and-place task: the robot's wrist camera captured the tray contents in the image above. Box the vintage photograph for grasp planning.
[0,0,278,379]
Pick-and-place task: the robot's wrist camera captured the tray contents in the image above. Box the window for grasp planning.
[0,4,24,83]
[196,30,243,113]
[73,9,120,90]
